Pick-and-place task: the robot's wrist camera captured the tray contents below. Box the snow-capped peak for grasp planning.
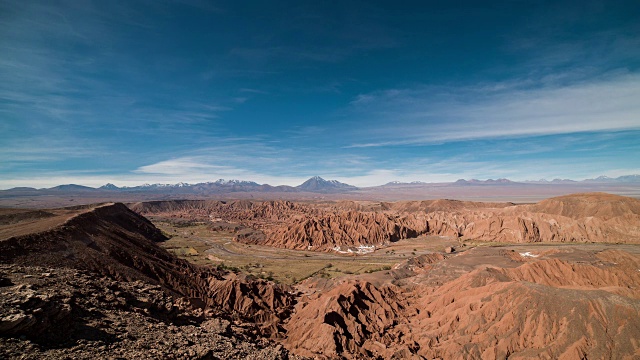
[211,179,260,186]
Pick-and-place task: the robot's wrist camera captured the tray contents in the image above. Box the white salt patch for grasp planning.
[333,245,376,255]
[520,252,539,258]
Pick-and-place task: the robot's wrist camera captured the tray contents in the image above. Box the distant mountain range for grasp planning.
[97,177,356,194]
[378,175,640,187]
[519,175,640,185]
[384,181,427,186]
[0,177,357,196]
[583,175,640,183]
[453,178,515,186]
[2,175,639,197]
[99,179,261,191]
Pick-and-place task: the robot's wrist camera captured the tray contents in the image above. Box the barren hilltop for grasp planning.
[2,193,640,359]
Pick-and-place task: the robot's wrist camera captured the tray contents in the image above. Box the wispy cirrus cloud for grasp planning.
[238,88,269,94]
[341,1,640,148]
[345,72,640,148]
[135,158,231,176]
[132,155,309,186]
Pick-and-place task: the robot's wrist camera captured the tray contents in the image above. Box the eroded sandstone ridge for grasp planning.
[132,193,640,252]
[285,248,640,359]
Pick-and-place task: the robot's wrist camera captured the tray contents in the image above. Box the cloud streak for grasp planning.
[346,73,640,147]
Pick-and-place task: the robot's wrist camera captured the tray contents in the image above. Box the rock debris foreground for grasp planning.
[0,265,294,359]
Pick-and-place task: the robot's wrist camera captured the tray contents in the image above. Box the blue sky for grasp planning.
[1,0,639,188]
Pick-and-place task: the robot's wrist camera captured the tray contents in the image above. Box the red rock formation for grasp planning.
[131,194,640,252]
[529,192,640,220]
[285,280,415,359]
[130,199,319,225]
[284,248,640,359]
[423,207,640,244]
[205,275,294,335]
[259,211,429,251]
[411,270,640,359]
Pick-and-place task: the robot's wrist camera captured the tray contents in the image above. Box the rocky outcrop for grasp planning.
[502,257,640,299]
[410,269,640,359]
[263,193,640,249]
[206,275,295,335]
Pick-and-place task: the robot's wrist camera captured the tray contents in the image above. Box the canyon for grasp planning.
[1,193,640,359]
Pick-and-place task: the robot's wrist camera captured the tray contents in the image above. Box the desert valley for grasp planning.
[3,1,640,359]
[2,179,640,359]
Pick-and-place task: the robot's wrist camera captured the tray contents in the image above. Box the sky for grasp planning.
[1,0,639,189]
